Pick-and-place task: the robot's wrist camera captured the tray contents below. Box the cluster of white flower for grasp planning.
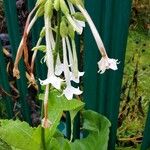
[38,0,119,101]
[14,0,119,128]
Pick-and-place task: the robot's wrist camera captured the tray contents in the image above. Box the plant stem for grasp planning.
[41,103,47,150]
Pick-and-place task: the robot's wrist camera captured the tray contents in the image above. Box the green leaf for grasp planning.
[72,12,86,21]
[0,120,41,150]
[50,110,111,150]
[48,90,85,111]
[71,110,111,150]
[0,139,11,150]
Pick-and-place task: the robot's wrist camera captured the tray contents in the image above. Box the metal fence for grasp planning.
[0,0,149,150]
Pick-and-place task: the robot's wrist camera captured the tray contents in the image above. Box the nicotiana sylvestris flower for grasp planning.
[62,37,82,100]
[66,37,84,83]
[40,7,63,90]
[76,3,119,73]
[98,57,119,74]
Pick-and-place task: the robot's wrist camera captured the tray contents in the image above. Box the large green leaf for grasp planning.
[0,90,85,149]
[48,90,85,111]
[50,110,111,150]
[46,90,85,141]
[0,120,41,150]
[71,110,111,150]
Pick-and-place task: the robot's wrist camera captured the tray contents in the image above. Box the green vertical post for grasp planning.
[0,42,13,118]
[3,0,31,123]
[141,105,150,150]
[84,0,131,149]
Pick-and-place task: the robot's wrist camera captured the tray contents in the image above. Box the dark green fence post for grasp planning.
[3,0,31,123]
[141,105,150,150]
[0,42,13,118]
[84,0,132,149]
[27,0,46,80]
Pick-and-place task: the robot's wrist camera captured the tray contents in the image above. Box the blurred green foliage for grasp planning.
[117,30,150,149]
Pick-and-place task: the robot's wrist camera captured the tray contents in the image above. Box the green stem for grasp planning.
[54,10,61,65]
[41,103,47,150]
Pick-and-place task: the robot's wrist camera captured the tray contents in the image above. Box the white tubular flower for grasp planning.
[63,86,82,100]
[77,4,119,73]
[55,53,64,76]
[49,22,55,50]
[71,39,84,83]
[66,37,84,83]
[40,12,63,90]
[77,4,106,56]
[62,37,82,100]
[98,57,119,74]
[65,37,74,67]
[39,76,63,89]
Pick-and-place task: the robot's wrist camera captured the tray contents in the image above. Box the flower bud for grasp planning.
[60,0,69,15]
[36,5,44,17]
[54,0,60,11]
[72,12,85,21]
[36,0,45,6]
[60,18,68,37]
[40,27,45,38]
[44,0,53,18]
[68,24,75,39]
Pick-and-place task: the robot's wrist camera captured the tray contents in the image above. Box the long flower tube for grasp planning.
[76,4,119,73]
[62,37,82,100]
[41,0,63,128]
[66,37,84,83]
[40,9,63,90]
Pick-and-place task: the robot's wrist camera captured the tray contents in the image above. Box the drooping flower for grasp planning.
[39,5,63,90]
[65,37,84,83]
[63,85,82,100]
[62,37,82,100]
[39,75,63,89]
[98,57,119,74]
[76,3,119,73]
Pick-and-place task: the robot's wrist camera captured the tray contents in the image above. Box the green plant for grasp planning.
[0,0,121,149]
[0,90,111,150]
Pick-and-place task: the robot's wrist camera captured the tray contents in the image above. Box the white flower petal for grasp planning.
[63,85,82,100]
[108,59,119,70]
[39,75,63,89]
[98,57,119,74]
[70,71,84,83]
